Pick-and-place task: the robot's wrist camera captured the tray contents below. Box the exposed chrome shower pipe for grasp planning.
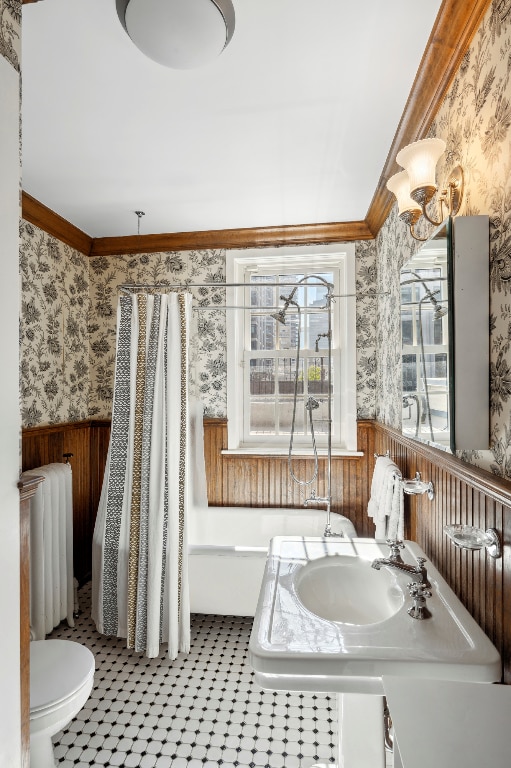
[274,274,338,537]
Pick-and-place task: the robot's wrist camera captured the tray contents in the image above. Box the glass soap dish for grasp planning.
[401,472,435,500]
[443,524,501,558]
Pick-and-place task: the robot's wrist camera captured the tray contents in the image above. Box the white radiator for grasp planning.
[23,463,75,639]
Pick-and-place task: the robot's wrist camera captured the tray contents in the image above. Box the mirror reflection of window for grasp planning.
[400,226,450,447]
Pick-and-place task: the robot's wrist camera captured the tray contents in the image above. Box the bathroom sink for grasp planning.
[294,554,404,625]
[249,537,501,695]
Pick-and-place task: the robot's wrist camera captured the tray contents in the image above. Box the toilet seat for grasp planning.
[30,640,95,716]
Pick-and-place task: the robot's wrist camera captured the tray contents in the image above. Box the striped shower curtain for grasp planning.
[92,292,191,659]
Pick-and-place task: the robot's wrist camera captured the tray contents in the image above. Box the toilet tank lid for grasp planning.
[30,639,95,712]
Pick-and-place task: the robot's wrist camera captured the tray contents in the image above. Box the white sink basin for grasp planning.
[249,537,501,694]
[295,554,404,625]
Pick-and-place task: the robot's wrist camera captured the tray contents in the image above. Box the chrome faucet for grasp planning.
[371,555,431,588]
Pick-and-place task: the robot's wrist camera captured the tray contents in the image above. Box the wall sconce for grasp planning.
[387,138,464,241]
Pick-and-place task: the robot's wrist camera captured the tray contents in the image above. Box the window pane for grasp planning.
[422,353,447,383]
[308,396,329,436]
[277,312,299,350]
[278,397,304,434]
[250,275,276,307]
[251,315,276,351]
[304,273,333,308]
[249,358,275,393]
[278,358,303,395]
[305,357,329,395]
[417,308,443,345]
[250,399,275,434]
[279,273,304,304]
[306,312,329,350]
[401,309,413,345]
[249,354,276,434]
[402,354,417,392]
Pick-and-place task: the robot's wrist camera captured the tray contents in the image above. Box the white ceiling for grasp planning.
[22,0,442,239]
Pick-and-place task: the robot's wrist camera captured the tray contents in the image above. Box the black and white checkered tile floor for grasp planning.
[50,583,338,767]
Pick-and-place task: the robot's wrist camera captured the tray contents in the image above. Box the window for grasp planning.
[226,245,357,452]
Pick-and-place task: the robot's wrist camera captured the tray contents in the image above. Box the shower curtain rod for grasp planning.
[118,283,384,303]
[119,280,333,291]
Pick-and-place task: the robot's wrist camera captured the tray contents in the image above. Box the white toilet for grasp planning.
[30,639,95,768]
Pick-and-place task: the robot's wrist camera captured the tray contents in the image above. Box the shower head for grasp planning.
[432,300,448,320]
[270,309,288,326]
[270,291,300,325]
[425,290,447,320]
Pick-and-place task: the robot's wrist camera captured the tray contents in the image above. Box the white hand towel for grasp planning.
[386,477,404,540]
[368,456,402,539]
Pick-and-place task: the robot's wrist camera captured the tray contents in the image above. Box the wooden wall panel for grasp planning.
[374,421,511,684]
[90,420,111,522]
[202,419,375,536]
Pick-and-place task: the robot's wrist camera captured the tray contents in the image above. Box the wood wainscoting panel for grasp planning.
[373,421,511,684]
[202,419,375,537]
[90,420,111,526]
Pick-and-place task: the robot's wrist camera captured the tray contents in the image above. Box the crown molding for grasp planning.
[22,193,93,256]
[21,0,492,250]
[366,0,493,236]
[90,221,373,257]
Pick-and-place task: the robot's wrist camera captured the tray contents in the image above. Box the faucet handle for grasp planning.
[407,581,432,599]
[407,581,433,621]
[386,539,405,562]
[413,557,431,588]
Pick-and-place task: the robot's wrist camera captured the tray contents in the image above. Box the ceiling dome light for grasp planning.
[116,0,235,70]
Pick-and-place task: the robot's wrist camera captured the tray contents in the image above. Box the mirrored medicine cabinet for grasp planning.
[400,215,489,452]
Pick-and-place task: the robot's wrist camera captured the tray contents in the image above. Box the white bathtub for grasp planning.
[188,506,357,616]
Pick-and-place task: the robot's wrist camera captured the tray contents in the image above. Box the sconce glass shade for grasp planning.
[386,170,421,224]
[117,0,235,70]
[396,138,446,205]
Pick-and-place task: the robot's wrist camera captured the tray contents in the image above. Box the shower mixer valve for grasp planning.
[303,489,330,507]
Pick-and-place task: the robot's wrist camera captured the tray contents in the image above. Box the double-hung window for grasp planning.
[226,245,356,452]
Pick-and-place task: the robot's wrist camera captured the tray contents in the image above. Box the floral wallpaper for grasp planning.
[19,232,377,427]
[355,239,378,419]
[88,250,227,419]
[376,0,511,476]
[20,222,90,427]
[0,0,20,72]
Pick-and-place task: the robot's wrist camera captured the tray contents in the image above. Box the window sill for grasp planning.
[221,447,364,458]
